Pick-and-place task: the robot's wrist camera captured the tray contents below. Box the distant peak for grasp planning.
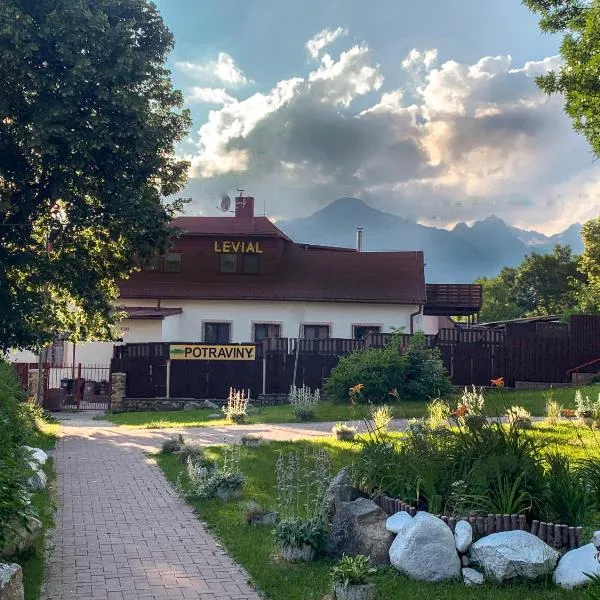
[325,197,372,210]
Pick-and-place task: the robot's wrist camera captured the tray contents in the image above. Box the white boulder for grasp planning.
[469,530,559,583]
[0,562,23,600]
[27,467,47,492]
[593,530,600,550]
[462,567,484,586]
[385,511,413,535]
[389,511,461,582]
[22,446,47,466]
[554,544,600,589]
[454,520,473,553]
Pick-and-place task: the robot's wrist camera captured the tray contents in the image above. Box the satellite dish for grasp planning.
[219,194,231,212]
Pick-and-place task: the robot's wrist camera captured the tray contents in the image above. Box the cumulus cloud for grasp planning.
[180,34,595,232]
[187,87,236,104]
[306,27,348,60]
[175,52,250,87]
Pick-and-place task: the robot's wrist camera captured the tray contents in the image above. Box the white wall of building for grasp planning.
[156,299,423,342]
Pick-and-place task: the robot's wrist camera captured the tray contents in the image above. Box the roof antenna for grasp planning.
[263,197,266,217]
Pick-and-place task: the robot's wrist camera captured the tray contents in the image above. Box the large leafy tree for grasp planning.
[477,245,583,321]
[523,0,599,156]
[0,0,191,351]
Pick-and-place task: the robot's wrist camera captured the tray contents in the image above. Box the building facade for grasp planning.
[7,195,481,366]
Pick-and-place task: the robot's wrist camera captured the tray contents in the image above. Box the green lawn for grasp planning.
[104,384,600,428]
[156,426,599,600]
[20,422,58,600]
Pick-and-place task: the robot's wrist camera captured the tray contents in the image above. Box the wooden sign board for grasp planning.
[169,344,256,361]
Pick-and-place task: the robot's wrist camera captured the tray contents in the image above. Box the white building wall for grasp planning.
[156,299,422,342]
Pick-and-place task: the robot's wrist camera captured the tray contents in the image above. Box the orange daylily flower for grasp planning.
[491,377,505,388]
[561,409,576,418]
[451,405,467,418]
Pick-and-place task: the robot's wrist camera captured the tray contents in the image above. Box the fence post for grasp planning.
[165,359,171,399]
[262,355,267,395]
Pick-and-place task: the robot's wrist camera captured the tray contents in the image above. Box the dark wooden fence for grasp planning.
[111,315,600,398]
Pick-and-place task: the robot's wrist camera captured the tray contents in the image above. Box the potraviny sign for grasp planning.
[169,344,256,361]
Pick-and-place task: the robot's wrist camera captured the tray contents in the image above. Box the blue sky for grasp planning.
[153,0,598,233]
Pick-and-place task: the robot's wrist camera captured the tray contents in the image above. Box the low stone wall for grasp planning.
[514,381,573,390]
[110,398,222,412]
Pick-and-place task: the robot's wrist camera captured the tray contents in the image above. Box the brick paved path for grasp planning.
[42,424,261,600]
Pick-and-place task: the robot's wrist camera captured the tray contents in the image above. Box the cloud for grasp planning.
[187,87,236,104]
[175,52,250,87]
[181,36,594,233]
[306,27,348,60]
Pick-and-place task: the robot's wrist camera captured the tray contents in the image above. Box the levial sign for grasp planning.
[169,344,256,361]
[213,240,263,254]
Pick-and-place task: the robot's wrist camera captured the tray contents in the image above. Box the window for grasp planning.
[303,324,330,339]
[204,322,231,343]
[254,323,281,341]
[219,254,237,273]
[353,325,382,340]
[242,254,260,274]
[164,253,181,273]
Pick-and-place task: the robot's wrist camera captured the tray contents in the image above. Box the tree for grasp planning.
[576,217,600,311]
[0,0,191,351]
[476,245,583,321]
[476,268,522,323]
[523,0,600,157]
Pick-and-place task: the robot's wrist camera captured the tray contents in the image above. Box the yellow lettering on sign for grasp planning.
[169,344,256,361]
[213,241,264,254]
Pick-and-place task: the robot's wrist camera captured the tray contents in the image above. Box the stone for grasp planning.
[202,400,220,410]
[454,520,473,553]
[333,582,376,600]
[593,530,600,550]
[27,467,47,492]
[554,544,600,589]
[323,468,359,523]
[0,563,23,600]
[469,530,559,583]
[461,555,470,567]
[462,567,484,586]
[22,447,47,466]
[328,497,393,565]
[385,511,413,535]
[207,413,221,420]
[183,401,203,410]
[1,517,41,559]
[389,511,461,582]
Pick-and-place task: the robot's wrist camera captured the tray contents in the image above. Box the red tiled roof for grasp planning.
[120,247,426,305]
[171,216,290,238]
[119,306,183,320]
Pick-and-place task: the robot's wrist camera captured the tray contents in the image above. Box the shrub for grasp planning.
[332,422,357,441]
[273,516,327,552]
[545,395,563,426]
[579,457,600,509]
[177,443,213,467]
[331,554,376,588]
[325,332,451,403]
[545,453,594,526]
[370,404,393,433]
[426,398,451,430]
[506,405,532,429]
[288,384,320,422]
[161,435,184,454]
[0,361,38,551]
[185,445,245,501]
[222,388,250,423]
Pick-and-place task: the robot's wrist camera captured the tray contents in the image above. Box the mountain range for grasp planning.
[276,198,583,283]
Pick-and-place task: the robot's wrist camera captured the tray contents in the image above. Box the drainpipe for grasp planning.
[409,305,423,334]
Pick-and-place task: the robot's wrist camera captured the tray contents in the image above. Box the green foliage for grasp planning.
[477,246,584,321]
[161,435,184,454]
[545,453,594,526]
[331,554,376,587]
[584,572,600,600]
[579,217,600,312]
[0,0,191,350]
[273,517,327,552]
[370,404,393,433]
[426,398,451,430]
[177,443,213,467]
[325,331,451,403]
[0,361,38,551]
[579,456,600,508]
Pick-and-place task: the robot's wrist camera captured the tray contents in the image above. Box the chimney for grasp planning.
[235,195,254,219]
[356,227,363,252]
